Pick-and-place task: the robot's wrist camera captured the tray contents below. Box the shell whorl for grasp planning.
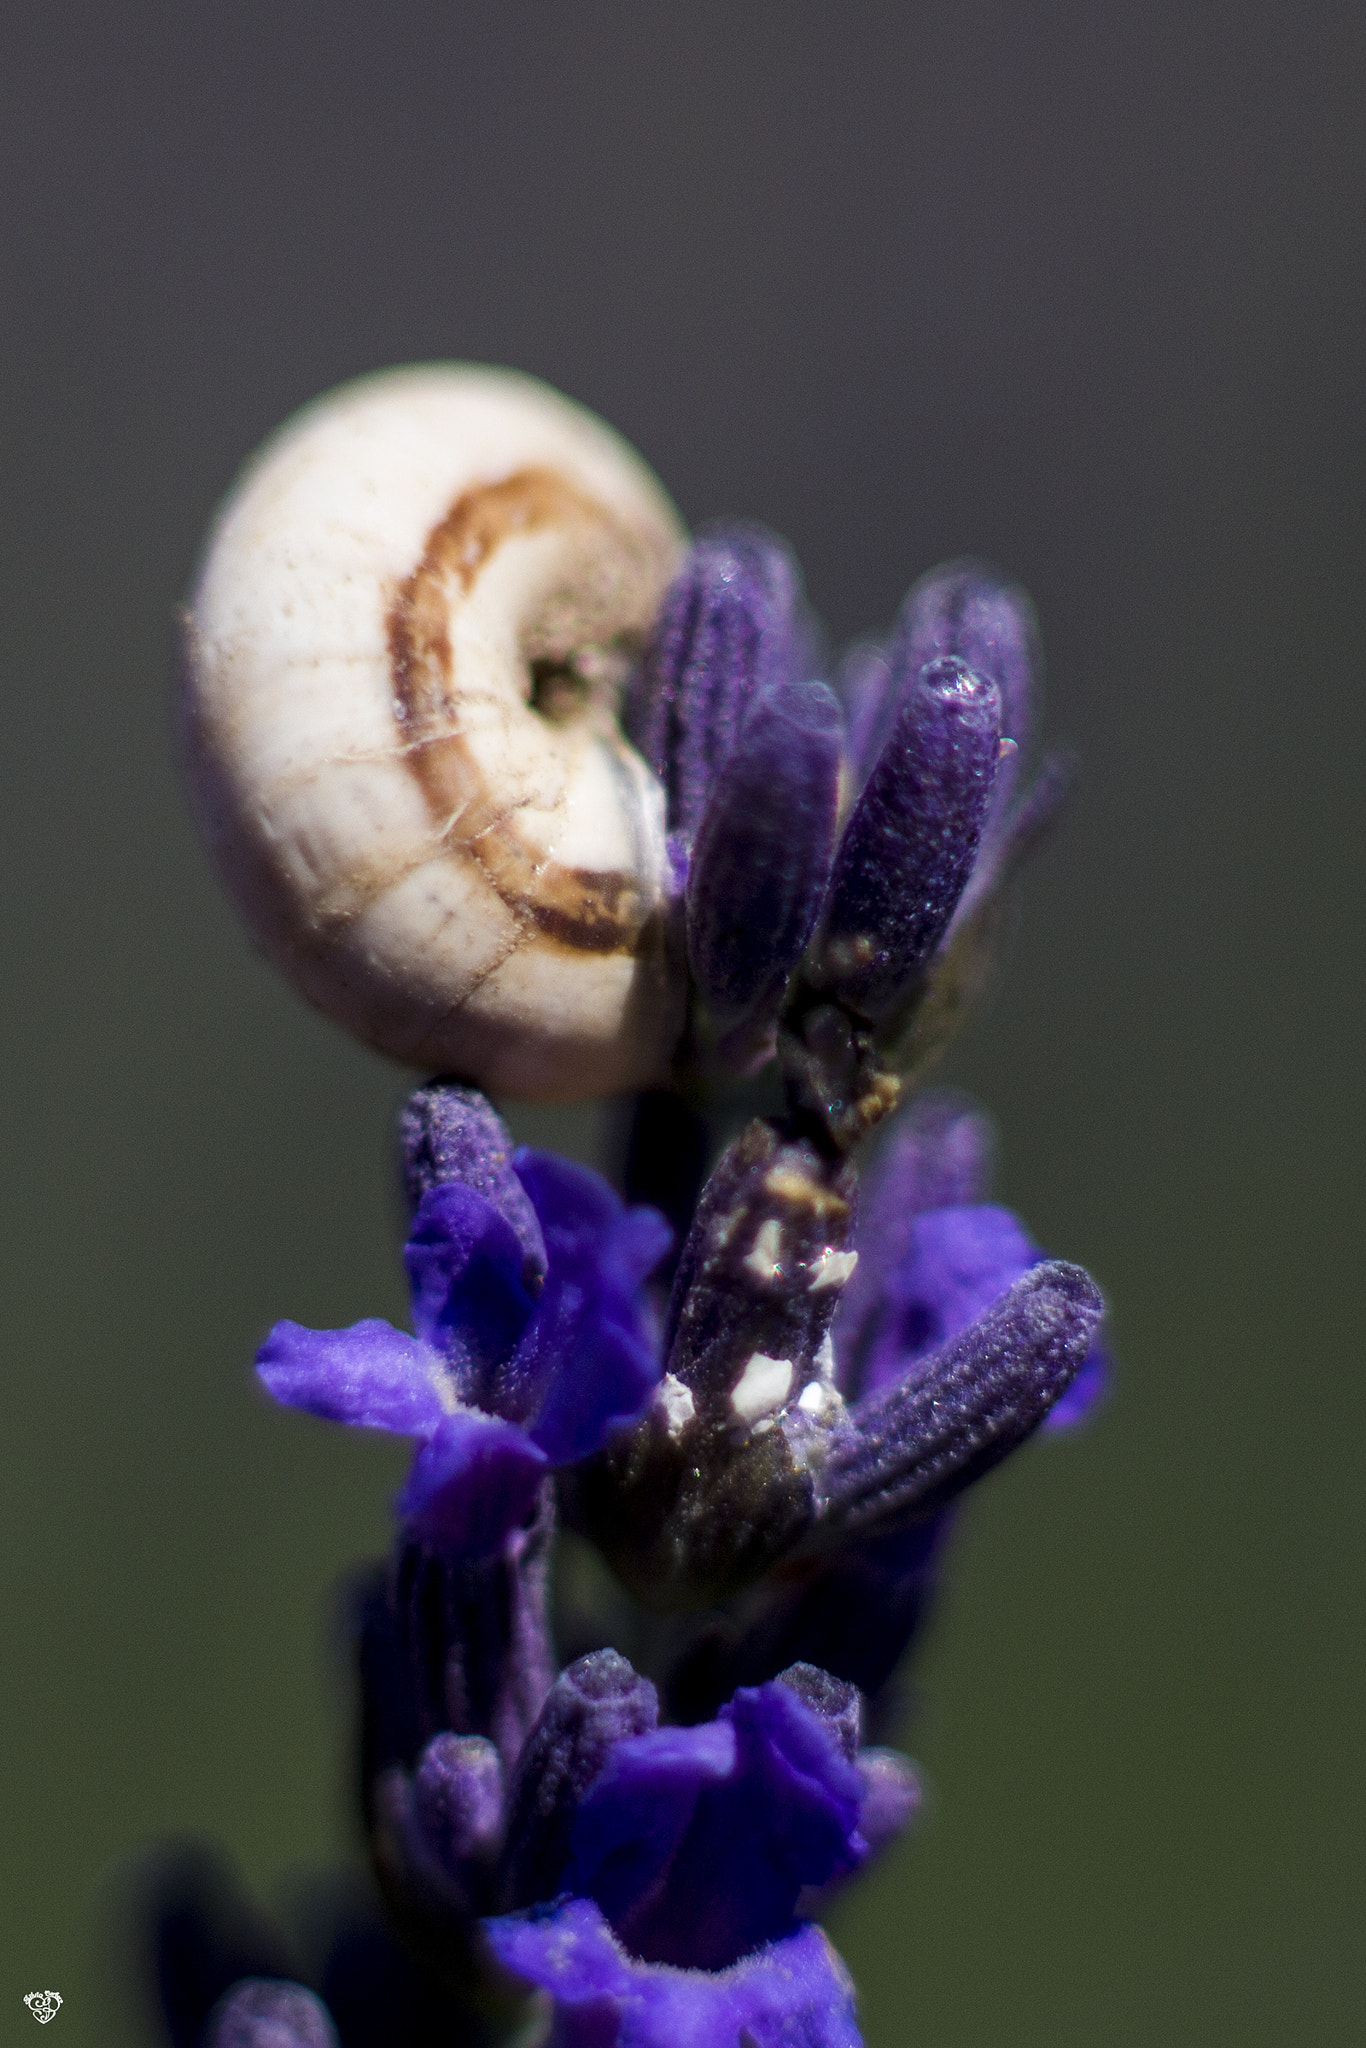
[182,365,689,1099]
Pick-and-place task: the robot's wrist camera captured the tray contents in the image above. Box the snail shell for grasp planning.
[182,364,688,1098]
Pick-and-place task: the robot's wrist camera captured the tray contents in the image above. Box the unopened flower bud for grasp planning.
[628,522,807,840]
[686,678,843,1056]
[815,1260,1103,1541]
[819,656,1002,1019]
[501,1649,659,1909]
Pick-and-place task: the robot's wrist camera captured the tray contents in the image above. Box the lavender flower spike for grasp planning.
[628,522,808,841]
[686,676,843,1057]
[819,654,1003,1019]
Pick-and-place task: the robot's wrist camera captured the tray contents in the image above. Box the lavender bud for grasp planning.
[889,559,1038,818]
[663,1118,858,1425]
[840,638,895,789]
[399,1081,546,1287]
[856,1747,923,1854]
[205,1981,338,2048]
[567,1127,858,1606]
[628,523,806,840]
[411,1733,504,1882]
[392,1494,556,1775]
[501,1649,659,1909]
[820,656,1002,1019]
[774,1661,862,1761]
[816,1261,1104,1541]
[686,678,842,1046]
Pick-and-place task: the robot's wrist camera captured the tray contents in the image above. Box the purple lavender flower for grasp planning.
[487,1657,885,2046]
[257,1145,671,1557]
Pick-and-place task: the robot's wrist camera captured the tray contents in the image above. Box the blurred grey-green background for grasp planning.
[2,3,1362,2041]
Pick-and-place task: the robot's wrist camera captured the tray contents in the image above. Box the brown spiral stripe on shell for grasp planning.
[387,467,662,957]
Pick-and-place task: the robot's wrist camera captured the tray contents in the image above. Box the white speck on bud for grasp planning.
[797,1377,843,1418]
[806,1246,859,1291]
[742,1217,785,1284]
[180,364,688,1099]
[730,1351,794,1424]
[656,1372,697,1438]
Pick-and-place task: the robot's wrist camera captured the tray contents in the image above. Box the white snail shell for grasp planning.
[182,364,688,1099]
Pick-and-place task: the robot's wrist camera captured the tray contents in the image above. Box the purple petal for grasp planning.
[568,1682,864,1971]
[686,677,843,1043]
[256,1320,448,1438]
[484,1901,862,2048]
[1042,1335,1110,1431]
[399,1081,546,1284]
[835,1092,997,1386]
[397,1409,548,1556]
[855,1747,922,1854]
[852,1203,1038,1400]
[403,1182,534,1394]
[567,1718,736,1938]
[496,1152,670,1464]
[861,1087,996,1226]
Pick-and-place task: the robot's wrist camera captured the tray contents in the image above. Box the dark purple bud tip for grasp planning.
[627,522,808,840]
[816,1260,1104,1540]
[400,1081,546,1286]
[687,678,843,1043]
[205,1980,338,2048]
[820,656,1002,1018]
